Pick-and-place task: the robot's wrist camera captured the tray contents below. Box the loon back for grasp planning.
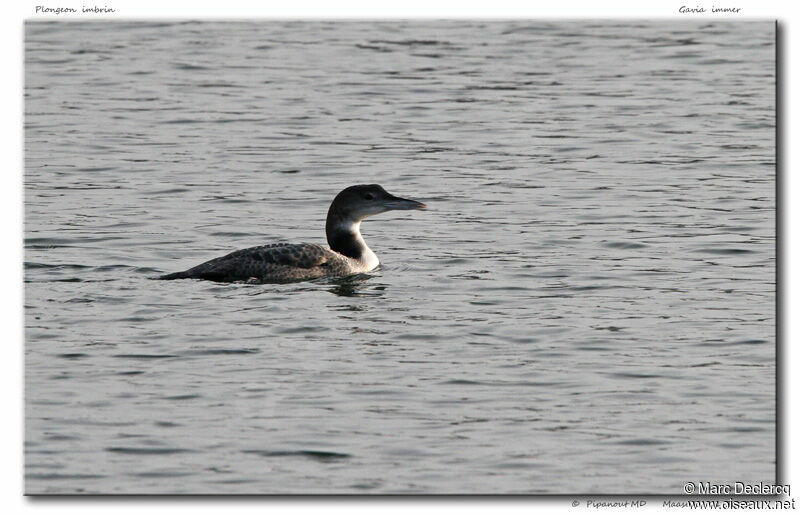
[158,243,334,283]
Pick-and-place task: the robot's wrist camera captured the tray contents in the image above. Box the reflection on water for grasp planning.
[325,274,384,297]
[25,20,774,494]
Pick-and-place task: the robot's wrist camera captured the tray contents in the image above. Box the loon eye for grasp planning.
[364,193,374,200]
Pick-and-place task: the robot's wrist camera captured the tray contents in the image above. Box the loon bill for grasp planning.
[158,184,426,284]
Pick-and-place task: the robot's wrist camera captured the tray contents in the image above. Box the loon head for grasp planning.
[328,184,426,223]
[326,184,426,260]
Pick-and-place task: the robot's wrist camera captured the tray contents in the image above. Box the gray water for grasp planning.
[24,21,775,494]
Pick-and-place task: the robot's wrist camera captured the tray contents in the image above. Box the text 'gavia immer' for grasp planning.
[158,184,426,283]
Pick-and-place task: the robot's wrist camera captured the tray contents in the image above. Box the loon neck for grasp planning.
[326,218,376,264]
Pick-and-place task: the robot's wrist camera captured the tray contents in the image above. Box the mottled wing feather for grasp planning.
[176,243,332,283]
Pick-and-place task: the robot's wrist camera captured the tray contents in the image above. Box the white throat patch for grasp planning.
[333,220,362,234]
[331,220,379,271]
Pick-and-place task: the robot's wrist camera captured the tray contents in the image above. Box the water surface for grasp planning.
[25,20,775,494]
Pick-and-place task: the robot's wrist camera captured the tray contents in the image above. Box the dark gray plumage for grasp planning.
[158,243,333,283]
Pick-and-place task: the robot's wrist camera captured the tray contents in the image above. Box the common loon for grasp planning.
[158,184,426,283]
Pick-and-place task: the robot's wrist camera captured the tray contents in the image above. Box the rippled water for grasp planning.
[24,21,775,494]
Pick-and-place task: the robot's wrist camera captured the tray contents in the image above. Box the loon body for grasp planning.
[158,184,426,283]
